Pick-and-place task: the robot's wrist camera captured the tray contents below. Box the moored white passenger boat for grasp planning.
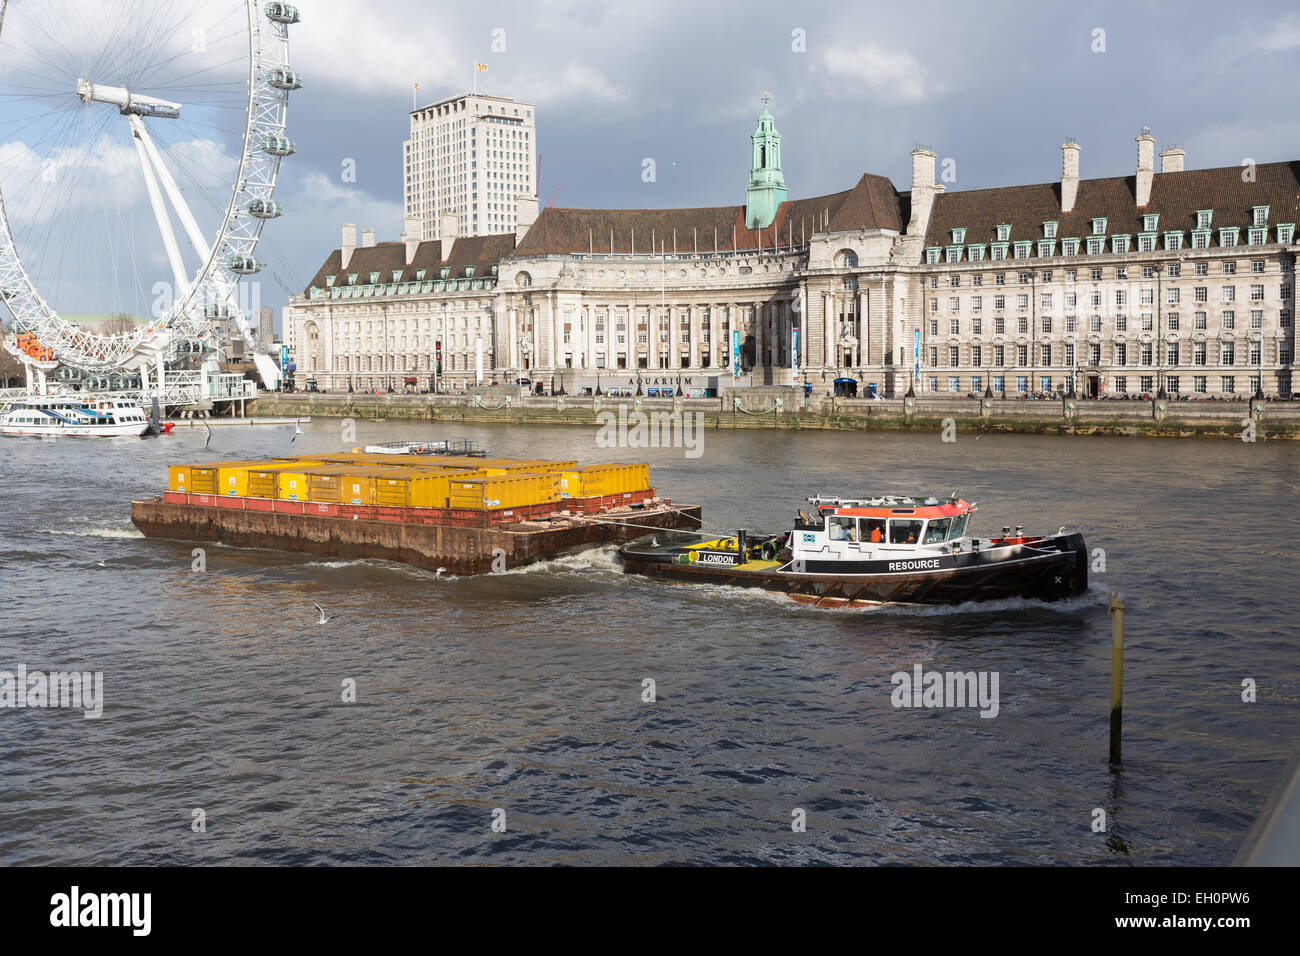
[619,494,1089,608]
[0,397,151,437]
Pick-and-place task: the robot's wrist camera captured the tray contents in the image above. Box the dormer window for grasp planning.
[1037,239,1055,257]
[1061,238,1079,256]
[1219,227,1239,247]
[368,272,380,284]
[1278,224,1295,244]
[1252,206,1270,227]
[415,269,427,280]
[945,246,962,263]
[951,228,966,244]
[440,266,450,279]
[1043,221,1058,239]
[1091,218,1107,235]
[392,270,402,282]
[347,274,358,285]
[926,247,941,264]
[1111,235,1130,254]
[1143,214,1159,232]
[1013,241,1031,259]
[1196,209,1213,229]
[1165,231,1183,250]
[967,245,985,262]
[995,224,1011,242]
[325,275,336,287]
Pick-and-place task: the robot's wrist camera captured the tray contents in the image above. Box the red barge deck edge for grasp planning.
[129,493,701,575]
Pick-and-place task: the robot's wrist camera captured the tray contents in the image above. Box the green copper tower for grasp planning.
[745,93,786,230]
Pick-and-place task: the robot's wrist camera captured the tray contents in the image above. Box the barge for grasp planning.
[130,453,700,574]
[618,494,1088,608]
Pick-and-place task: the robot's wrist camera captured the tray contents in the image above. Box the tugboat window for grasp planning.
[863,518,886,542]
[923,518,953,544]
[829,516,856,541]
[889,519,924,544]
[950,515,970,539]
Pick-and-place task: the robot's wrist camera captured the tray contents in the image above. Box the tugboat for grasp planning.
[618,495,1088,608]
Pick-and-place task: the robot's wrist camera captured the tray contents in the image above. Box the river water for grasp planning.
[1,417,1296,865]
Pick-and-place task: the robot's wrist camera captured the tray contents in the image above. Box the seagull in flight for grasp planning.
[290,419,303,443]
[312,603,336,625]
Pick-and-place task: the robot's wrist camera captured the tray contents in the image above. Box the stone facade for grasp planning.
[289,112,1298,398]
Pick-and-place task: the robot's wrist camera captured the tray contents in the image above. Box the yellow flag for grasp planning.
[475,62,488,72]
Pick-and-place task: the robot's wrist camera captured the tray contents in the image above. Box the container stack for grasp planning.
[161,452,656,526]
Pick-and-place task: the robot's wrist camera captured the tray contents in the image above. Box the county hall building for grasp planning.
[287,99,1297,399]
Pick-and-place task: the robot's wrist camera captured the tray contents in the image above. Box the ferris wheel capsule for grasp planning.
[264,2,300,24]
[246,200,283,219]
[227,256,265,275]
[268,69,302,92]
[261,136,296,157]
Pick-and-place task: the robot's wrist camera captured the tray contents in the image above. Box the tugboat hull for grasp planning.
[619,532,1088,608]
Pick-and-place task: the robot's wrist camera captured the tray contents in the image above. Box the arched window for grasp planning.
[835,249,859,269]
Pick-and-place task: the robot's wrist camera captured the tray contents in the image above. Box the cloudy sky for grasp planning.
[4,0,1300,323]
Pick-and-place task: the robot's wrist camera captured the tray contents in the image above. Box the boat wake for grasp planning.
[38,526,144,539]
[500,545,626,577]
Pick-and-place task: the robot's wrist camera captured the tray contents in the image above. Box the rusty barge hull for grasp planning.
[130,498,702,575]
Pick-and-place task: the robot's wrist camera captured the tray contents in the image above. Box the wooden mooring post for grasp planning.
[1108,591,1125,765]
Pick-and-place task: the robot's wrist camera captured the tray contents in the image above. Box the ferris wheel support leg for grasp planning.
[129,117,189,301]
[131,116,211,262]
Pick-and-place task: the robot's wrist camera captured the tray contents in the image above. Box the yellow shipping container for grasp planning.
[448,472,560,510]
[275,469,312,501]
[557,463,650,498]
[363,467,480,508]
[243,465,292,499]
[168,465,191,492]
[173,459,266,495]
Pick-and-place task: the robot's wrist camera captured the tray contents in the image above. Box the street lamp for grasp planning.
[1254,331,1265,399]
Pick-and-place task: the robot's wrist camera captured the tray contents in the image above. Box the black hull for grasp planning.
[619,532,1089,608]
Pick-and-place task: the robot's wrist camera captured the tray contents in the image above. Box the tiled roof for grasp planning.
[303,234,517,293]
[925,161,1300,252]
[507,173,907,257]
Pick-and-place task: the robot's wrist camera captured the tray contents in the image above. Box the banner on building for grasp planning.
[732,329,741,380]
[791,327,800,381]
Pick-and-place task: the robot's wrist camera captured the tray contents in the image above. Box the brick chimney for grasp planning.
[905,147,937,238]
[361,228,376,248]
[1135,127,1156,207]
[340,223,357,269]
[1159,146,1185,174]
[401,218,423,265]
[439,213,458,258]
[514,194,540,243]
[1061,140,1080,214]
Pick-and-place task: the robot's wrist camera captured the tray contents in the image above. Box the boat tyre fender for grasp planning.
[761,540,778,561]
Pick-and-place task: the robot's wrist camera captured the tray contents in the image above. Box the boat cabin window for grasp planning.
[889,519,923,544]
[950,514,970,539]
[862,518,886,542]
[923,518,953,544]
[828,516,858,541]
